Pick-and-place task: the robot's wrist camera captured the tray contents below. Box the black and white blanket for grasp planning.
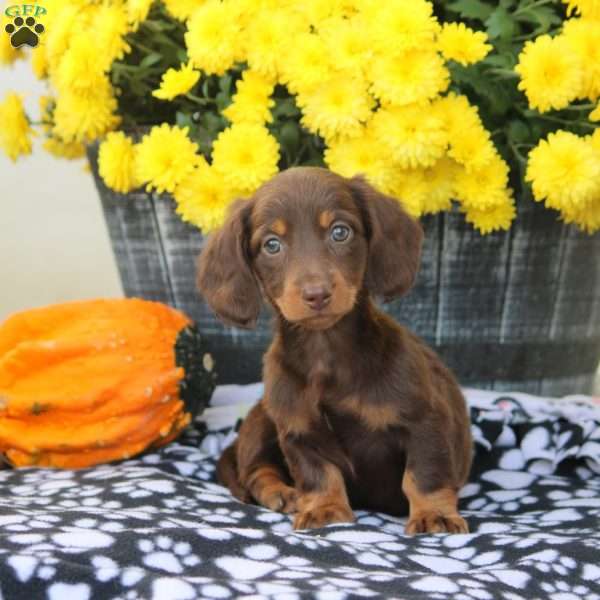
[1,384,600,600]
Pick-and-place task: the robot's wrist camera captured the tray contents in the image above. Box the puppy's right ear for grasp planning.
[196,199,261,329]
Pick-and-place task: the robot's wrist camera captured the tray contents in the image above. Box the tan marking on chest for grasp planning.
[337,395,401,431]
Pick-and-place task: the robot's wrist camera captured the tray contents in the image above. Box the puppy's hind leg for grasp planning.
[217,442,252,503]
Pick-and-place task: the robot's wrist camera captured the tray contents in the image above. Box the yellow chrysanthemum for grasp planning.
[54,34,106,97]
[433,93,482,134]
[99,132,139,193]
[1,16,23,66]
[463,194,516,234]
[298,75,374,142]
[515,35,583,113]
[212,123,279,194]
[366,0,439,54]
[369,49,449,106]
[562,19,600,101]
[44,4,82,73]
[562,0,600,18]
[223,70,275,124]
[454,157,511,209]
[447,125,496,172]
[31,46,48,79]
[371,103,448,168]
[127,0,153,28]
[93,2,131,65]
[526,130,600,210]
[43,137,86,159]
[560,196,600,233]
[53,78,120,143]
[163,0,204,20]
[297,0,348,25]
[153,63,200,101]
[185,0,241,75]
[136,124,199,193]
[437,23,491,66]
[324,128,396,194]
[0,93,33,162]
[280,32,334,95]
[387,168,427,217]
[174,157,237,232]
[320,16,372,73]
[244,10,304,80]
[420,157,460,214]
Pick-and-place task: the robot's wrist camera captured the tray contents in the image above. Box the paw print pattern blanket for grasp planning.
[1,385,600,600]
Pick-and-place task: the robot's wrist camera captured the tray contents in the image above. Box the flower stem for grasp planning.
[514,0,555,16]
[185,93,213,106]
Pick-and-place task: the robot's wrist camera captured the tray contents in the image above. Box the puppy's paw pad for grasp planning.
[263,485,298,514]
[405,512,468,535]
[293,503,354,530]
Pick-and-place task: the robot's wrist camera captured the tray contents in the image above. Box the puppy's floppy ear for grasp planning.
[348,176,424,301]
[196,199,261,329]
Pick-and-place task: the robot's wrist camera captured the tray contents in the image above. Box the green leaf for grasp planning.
[514,6,561,34]
[278,121,300,154]
[176,48,188,63]
[507,119,530,143]
[215,91,231,111]
[140,52,163,69]
[219,74,233,94]
[272,98,300,119]
[176,111,194,129]
[447,0,494,21]
[485,6,518,40]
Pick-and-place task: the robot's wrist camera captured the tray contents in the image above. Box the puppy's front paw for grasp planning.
[293,503,355,530]
[405,511,468,535]
[261,484,299,514]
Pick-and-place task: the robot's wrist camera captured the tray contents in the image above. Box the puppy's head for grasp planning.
[197,167,423,330]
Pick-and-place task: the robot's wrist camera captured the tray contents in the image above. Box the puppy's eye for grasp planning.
[263,236,282,255]
[330,223,352,243]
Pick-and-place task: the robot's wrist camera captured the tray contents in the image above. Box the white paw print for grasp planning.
[138,535,201,574]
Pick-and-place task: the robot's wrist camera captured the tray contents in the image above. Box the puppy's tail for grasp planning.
[217,443,252,503]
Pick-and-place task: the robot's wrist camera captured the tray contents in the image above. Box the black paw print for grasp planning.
[5,16,44,49]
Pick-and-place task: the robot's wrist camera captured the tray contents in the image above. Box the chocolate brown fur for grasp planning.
[197,167,472,534]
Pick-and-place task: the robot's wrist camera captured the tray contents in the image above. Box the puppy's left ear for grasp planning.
[348,176,424,301]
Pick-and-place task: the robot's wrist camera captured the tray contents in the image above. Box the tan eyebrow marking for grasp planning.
[271,219,287,236]
[319,210,335,229]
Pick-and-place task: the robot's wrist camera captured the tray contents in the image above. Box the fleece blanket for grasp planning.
[1,385,600,600]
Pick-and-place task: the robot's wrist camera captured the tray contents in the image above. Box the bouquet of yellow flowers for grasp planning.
[1,0,599,234]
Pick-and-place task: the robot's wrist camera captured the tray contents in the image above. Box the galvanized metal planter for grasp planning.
[88,146,600,396]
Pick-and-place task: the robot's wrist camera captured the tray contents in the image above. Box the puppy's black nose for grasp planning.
[302,285,332,311]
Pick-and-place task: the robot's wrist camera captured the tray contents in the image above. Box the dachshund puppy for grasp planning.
[197,167,472,534]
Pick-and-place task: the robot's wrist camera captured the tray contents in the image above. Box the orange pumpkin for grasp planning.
[0,299,216,468]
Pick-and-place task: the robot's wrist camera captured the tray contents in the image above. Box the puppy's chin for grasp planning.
[295,313,345,331]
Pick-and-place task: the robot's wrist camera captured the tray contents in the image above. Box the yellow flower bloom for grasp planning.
[127,0,153,28]
[369,49,449,106]
[212,123,279,194]
[515,35,583,113]
[420,157,460,215]
[298,74,374,142]
[0,93,33,162]
[560,196,600,233]
[31,46,48,79]
[99,132,139,193]
[223,70,275,124]
[324,128,396,194]
[371,103,448,168]
[320,16,372,74]
[433,93,482,134]
[562,0,600,18]
[136,124,199,193]
[463,194,516,234]
[153,63,200,101]
[93,2,131,65]
[448,124,496,172]
[366,0,439,54]
[437,22,491,66]
[45,3,88,73]
[280,32,333,95]
[43,136,86,159]
[526,130,600,210]
[387,168,427,217]
[174,157,236,232]
[562,19,600,101]
[454,156,511,209]
[185,0,241,75]
[55,35,106,97]
[163,0,204,20]
[245,10,304,80]
[53,78,120,143]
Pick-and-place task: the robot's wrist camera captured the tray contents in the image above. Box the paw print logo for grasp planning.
[5,16,44,48]
[138,536,201,574]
